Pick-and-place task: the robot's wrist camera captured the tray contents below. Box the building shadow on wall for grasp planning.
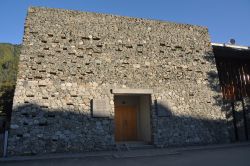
[154,100,229,147]
[206,69,236,141]
[5,101,229,156]
[6,102,115,156]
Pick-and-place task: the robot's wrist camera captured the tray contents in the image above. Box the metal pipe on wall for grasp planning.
[3,130,8,157]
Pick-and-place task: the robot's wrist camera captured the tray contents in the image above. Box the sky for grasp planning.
[0,0,249,46]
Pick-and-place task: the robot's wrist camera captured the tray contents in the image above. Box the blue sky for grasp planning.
[0,0,249,45]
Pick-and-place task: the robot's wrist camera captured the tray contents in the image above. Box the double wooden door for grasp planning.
[115,106,137,141]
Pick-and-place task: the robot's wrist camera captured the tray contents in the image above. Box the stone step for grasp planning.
[116,142,154,151]
[127,143,154,150]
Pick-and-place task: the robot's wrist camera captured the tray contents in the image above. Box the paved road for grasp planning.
[1,146,250,166]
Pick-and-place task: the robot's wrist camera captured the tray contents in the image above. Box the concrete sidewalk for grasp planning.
[1,142,250,162]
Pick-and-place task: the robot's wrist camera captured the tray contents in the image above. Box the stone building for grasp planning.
[7,7,230,155]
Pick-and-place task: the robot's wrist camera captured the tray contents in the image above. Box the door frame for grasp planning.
[113,92,153,144]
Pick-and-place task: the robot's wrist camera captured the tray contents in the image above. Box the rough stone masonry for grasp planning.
[8,7,230,155]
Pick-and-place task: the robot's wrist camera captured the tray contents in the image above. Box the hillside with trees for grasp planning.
[0,43,21,132]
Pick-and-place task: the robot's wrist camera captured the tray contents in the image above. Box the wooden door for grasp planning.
[115,106,137,141]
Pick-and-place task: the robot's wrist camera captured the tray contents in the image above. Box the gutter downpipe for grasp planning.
[3,130,8,157]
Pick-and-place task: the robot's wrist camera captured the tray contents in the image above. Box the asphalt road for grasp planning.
[1,146,250,166]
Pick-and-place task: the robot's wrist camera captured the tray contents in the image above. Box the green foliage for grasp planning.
[0,85,15,117]
[0,43,21,87]
[0,43,21,119]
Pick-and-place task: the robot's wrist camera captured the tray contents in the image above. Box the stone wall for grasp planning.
[8,7,230,155]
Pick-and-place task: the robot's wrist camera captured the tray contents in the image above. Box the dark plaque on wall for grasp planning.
[92,98,110,118]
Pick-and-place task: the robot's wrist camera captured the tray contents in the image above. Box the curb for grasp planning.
[0,152,113,162]
[1,142,250,162]
[175,142,250,153]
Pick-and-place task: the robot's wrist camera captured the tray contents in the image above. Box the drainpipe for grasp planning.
[231,102,239,141]
[3,130,8,157]
[242,99,249,140]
